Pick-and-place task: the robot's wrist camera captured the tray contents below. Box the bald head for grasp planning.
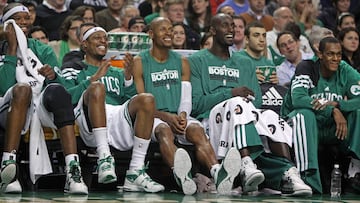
[211,13,232,27]
[150,17,172,30]
[273,6,294,30]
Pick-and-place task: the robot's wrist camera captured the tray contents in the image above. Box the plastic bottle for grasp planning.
[330,164,342,198]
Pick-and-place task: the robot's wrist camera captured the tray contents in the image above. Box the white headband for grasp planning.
[82,27,107,41]
[2,6,29,23]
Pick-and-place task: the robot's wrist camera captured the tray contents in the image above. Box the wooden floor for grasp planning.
[1,191,360,202]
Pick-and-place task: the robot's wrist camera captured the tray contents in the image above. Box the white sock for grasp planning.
[129,136,150,170]
[65,154,79,167]
[93,127,111,159]
[210,164,221,178]
[1,152,16,167]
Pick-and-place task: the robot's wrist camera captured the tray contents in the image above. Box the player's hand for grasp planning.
[4,24,18,55]
[165,113,186,134]
[178,111,187,129]
[332,108,347,140]
[269,71,279,84]
[90,56,113,82]
[256,68,265,83]
[231,86,254,98]
[311,98,329,110]
[38,64,56,80]
[123,52,134,80]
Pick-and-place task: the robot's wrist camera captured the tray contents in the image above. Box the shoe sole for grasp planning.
[0,163,16,192]
[174,148,197,195]
[64,188,89,195]
[217,148,241,195]
[243,171,265,193]
[123,177,165,193]
[282,189,312,197]
[4,180,22,194]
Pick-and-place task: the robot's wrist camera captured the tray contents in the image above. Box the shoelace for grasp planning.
[1,159,16,169]
[69,162,82,183]
[97,156,114,171]
[136,163,159,186]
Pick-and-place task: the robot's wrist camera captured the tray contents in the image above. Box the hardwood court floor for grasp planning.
[2,191,360,202]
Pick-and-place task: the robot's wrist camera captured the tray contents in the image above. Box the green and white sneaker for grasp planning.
[97,155,117,184]
[0,159,17,193]
[214,147,241,195]
[64,160,88,194]
[124,164,165,193]
[173,148,197,195]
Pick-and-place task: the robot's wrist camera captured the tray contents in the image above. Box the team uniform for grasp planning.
[0,39,64,130]
[138,50,203,144]
[281,59,360,193]
[188,49,296,191]
[62,63,137,151]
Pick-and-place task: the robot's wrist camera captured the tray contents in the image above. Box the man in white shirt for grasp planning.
[276,31,313,87]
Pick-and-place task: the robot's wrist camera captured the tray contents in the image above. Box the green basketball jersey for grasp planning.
[281,60,360,118]
[139,50,182,113]
[188,49,262,120]
[63,63,136,105]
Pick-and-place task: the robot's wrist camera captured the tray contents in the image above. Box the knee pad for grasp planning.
[42,84,75,128]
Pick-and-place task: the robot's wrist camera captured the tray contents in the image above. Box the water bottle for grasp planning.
[330,164,342,198]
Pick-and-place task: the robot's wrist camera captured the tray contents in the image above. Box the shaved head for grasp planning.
[150,17,172,31]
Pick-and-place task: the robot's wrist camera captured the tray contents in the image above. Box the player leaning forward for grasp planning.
[61,26,165,192]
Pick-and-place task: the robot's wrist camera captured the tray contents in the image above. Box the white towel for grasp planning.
[209,97,257,158]
[3,20,52,184]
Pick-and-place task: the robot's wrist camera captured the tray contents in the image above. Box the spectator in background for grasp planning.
[290,0,323,36]
[138,0,154,18]
[72,5,96,23]
[35,0,72,40]
[28,25,49,44]
[266,6,293,66]
[264,0,291,16]
[217,5,235,16]
[209,0,225,15]
[200,31,212,49]
[283,21,314,56]
[338,27,360,72]
[276,31,313,87]
[187,0,212,34]
[21,0,37,25]
[335,12,356,36]
[49,15,84,66]
[95,0,126,31]
[318,0,351,33]
[109,5,140,32]
[128,16,146,32]
[165,0,200,49]
[239,21,278,84]
[307,26,334,56]
[240,0,274,31]
[144,0,166,24]
[172,22,187,49]
[217,0,249,16]
[229,15,246,52]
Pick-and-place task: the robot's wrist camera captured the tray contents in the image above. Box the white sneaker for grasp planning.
[0,159,17,193]
[97,155,117,184]
[240,156,265,193]
[173,148,197,195]
[64,160,88,194]
[123,165,165,193]
[4,180,22,193]
[281,167,312,197]
[214,148,241,195]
